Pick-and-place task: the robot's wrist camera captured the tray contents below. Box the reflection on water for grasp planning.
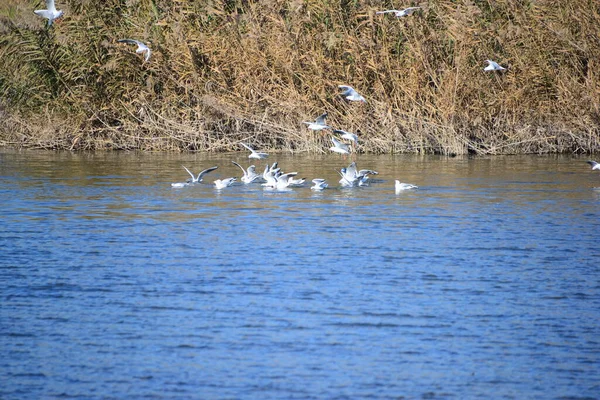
[1,149,599,399]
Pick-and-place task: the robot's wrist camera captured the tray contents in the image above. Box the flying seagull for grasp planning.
[118,39,152,62]
[376,7,421,17]
[329,136,351,155]
[240,143,268,159]
[339,85,366,102]
[34,0,63,26]
[587,160,600,170]
[483,59,506,72]
[303,112,330,131]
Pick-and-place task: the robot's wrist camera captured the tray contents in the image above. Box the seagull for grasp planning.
[311,179,328,191]
[303,112,330,131]
[333,129,359,146]
[587,160,600,170]
[330,136,351,155]
[338,162,374,187]
[240,143,268,159]
[376,7,421,17]
[231,161,262,183]
[34,0,63,26]
[182,165,218,183]
[288,177,306,187]
[395,180,418,192]
[214,177,236,189]
[483,59,506,72]
[118,39,152,62]
[171,165,218,187]
[338,85,366,102]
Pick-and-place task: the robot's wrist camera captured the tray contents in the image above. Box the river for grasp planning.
[1,149,599,399]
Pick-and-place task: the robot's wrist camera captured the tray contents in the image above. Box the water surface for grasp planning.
[1,150,599,399]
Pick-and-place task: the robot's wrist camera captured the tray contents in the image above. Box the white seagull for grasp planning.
[395,180,418,192]
[171,165,218,187]
[587,160,600,170]
[333,129,359,146]
[376,7,421,17]
[214,177,236,189]
[338,162,376,187]
[231,161,262,183]
[34,0,63,26]
[311,179,328,191]
[339,85,366,102]
[240,143,268,159]
[329,136,351,155]
[303,112,330,131]
[118,39,152,62]
[483,59,506,72]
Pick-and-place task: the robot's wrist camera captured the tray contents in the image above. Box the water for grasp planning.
[1,149,599,399]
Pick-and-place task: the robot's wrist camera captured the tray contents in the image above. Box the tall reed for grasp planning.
[1,0,598,154]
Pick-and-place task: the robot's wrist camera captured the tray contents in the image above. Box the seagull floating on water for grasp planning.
[240,143,268,159]
[376,7,421,17]
[214,177,236,189]
[34,0,63,26]
[311,179,328,191]
[171,165,218,187]
[339,85,366,102]
[118,39,152,62]
[587,160,600,170]
[338,162,377,187]
[303,113,330,131]
[330,136,351,155]
[232,161,262,183]
[395,180,418,192]
[483,59,506,72]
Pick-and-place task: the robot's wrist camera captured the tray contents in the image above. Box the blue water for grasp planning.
[1,150,599,399]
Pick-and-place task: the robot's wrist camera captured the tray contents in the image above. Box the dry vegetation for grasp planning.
[0,0,599,154]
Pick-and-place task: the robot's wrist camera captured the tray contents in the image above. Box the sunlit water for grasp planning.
[1,149,599,399]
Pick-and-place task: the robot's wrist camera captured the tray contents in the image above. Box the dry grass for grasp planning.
[1,0,599,154]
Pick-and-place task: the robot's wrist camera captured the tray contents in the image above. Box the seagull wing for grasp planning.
[182,165,196,181]
[376,10,399,14]
[231,161,247,176]
[240,142,256,153]
[47,0,57,12]
[315,113,328,124]
[118,39,142,46]
[34,10,53,19]
[197,166,218,181]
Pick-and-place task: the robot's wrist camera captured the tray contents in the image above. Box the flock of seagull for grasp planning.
[36,2,597,191]
[169,146,416,194]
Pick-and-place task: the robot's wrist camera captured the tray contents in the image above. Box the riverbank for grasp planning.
[1,0,599,154]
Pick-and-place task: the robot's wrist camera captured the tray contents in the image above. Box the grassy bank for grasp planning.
[1,0,599,154]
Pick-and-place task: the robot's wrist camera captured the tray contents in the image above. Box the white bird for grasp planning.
[395,180,418,192]
[240,143,268,159]
[483,59,506,72]
[118,39,152,62]
[231,161,261,183]
[182,165,218,183]
[311,179,328,191]
[333,129,359,146]
[214,177,236,189]
[330,136,351,155]
[34,0,63,26]
[587,160,600,170]
[376,7,421,17]
[303,113,330,131]
[263,172,299,190]
[338,162,374,187]
[288,177,306,187]
[171,165,218,187]
[338,85,366,102]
